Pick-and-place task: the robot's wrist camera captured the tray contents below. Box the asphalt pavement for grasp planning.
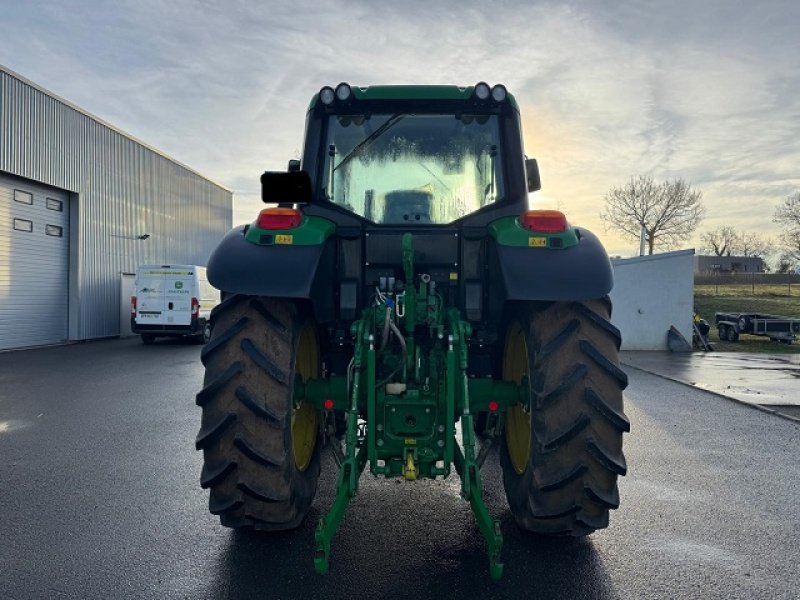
[0,338,798,599]
[621,350,800,421]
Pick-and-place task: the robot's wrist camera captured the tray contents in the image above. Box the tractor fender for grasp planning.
[207,226,335,321]
[492,227,613,301]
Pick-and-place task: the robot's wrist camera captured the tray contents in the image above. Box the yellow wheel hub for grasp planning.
[292,321,319,472]
[503,320,531,475]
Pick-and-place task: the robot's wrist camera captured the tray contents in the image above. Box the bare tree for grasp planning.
[700,226,739,256]
[738,232,772,258]
[774,192,800,261]
[776,255,794,274]
[778,229,800,263]
[600,176,704,254]
[774,192,800,229]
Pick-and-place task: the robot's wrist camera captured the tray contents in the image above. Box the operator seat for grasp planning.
[383,190,433,224]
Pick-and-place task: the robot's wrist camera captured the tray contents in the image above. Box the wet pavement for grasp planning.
[1,338,799,598]
[621,351,800,421]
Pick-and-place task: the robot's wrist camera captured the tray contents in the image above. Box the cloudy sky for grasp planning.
[1,0,798,258]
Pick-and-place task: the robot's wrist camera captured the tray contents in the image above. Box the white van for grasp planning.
[130,264,220,344]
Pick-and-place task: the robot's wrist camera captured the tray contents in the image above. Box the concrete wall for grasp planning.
[610,249,695,351]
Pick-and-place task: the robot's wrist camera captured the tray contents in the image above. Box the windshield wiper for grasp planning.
[333,112,405,173]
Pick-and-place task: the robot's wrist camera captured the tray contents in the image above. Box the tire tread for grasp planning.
[196,296,320,531]
[501,298,629,536]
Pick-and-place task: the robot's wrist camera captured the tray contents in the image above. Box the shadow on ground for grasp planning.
[209,448,620,600]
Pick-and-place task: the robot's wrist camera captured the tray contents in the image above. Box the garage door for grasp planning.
[0,173,70,350]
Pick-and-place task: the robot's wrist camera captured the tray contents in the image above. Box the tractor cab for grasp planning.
[296,82,537,229]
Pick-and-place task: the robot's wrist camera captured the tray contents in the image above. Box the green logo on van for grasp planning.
[175,282,183,289]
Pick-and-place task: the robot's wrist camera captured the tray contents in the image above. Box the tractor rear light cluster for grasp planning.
[521,210,568,233]
[474,82,508,103]
[257,207,302,230]
[320,86,335,105]
[320,83,352,105]
[335,83,352,101]
[491,85,507,102]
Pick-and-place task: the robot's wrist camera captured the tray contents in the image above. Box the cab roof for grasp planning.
[308,84,519,110]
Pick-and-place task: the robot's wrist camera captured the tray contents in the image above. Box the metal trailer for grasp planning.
[714,312,800,343]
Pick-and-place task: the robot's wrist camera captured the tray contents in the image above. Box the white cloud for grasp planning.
[1,0,798,256]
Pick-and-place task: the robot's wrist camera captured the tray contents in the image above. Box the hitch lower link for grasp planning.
[312,320,504,579]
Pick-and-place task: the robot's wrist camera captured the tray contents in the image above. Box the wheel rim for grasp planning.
[292,321,319,472]
[503,320,531,475]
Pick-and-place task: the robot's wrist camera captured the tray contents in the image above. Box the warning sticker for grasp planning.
[528,237,547,247]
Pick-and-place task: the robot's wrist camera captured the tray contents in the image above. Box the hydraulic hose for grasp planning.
[376,321,408,389]
[389,320,407,357]
[380,306,391,351]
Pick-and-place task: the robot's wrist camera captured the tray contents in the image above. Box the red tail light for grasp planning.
[256,207,302,230]
[521,210,568,233]
[131,296,137,317]
[191,297,199,319]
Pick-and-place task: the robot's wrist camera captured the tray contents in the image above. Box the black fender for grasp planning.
[491,228,613,302]
[207,226,335,322]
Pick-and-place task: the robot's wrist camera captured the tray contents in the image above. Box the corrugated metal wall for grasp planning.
[0,66,232,340]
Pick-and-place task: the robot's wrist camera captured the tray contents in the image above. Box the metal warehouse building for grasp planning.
[0,65,232,351]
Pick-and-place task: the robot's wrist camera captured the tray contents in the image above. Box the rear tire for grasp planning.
[500,298,629,536]
[197,321,212,345]
[726,326,739,342]
[195,295,322,530]
[738,316,750,333]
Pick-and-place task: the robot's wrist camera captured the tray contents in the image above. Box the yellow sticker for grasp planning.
[275,234,294,245]
[528,237,547,247]
[449,272,459,281]
[404,438,417,445]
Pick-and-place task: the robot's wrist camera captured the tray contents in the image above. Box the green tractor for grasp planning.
[195,82,629,579]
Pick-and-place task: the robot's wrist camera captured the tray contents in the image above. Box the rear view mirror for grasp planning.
[525,158,541,192]
[261,171,312,204]
[287,159,301,172]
